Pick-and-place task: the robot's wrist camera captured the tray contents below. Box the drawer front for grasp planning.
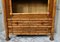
[9,27,50,35]
[8,20,52,34]
[8,20,52,26]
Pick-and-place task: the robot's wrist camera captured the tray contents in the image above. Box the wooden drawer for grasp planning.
[7,14,52,34]
[8,20,52,34]
[8,27,51,35]
[8,20,52,26]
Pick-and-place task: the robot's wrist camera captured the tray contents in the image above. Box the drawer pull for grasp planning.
[15,22,19,25]
[41,22,44,25]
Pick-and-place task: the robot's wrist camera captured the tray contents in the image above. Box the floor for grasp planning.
[0,31,60,42]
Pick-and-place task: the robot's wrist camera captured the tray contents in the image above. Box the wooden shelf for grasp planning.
[10,12,49,15]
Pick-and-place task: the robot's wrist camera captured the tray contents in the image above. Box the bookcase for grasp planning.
[2,0,56,41]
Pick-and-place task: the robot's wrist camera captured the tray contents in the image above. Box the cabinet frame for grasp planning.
[2,0,56,41]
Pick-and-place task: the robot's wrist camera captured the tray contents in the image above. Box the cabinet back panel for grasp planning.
[12,0,48,13]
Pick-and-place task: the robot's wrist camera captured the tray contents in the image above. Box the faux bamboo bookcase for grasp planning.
[2,0,56,41]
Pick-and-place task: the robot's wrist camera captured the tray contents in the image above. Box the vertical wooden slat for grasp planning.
[52,0,56,34]
[53,0,56,17]
[2,0,9,40]
[5,0,10,18]
[10,0,12,14]
[49,0,53,18]
[2,0,10,40]
[50,0,56,34]
[49,0,56,40]
[48,0,49,12]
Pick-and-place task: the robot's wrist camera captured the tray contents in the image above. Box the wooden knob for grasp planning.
[41,22,44,25]
[15,22,19,25]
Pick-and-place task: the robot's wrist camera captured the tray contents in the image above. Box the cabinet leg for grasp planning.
[50,34,54,41]
[6,32,10,41]
[6,37,10,41]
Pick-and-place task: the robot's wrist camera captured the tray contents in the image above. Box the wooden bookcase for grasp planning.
[2,0,56,41]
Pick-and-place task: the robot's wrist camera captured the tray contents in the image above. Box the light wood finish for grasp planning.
[10,0,12,14]
[50,0,56,40]
[2,0,56,41]
[2,0,10,41]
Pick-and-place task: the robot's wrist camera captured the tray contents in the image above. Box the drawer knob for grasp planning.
[15,22,19,25]
[41,22,44,25]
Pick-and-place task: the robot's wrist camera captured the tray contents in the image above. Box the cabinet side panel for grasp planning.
[49,0,56,34]
[2,0,10,39]
[52,0,56,33]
